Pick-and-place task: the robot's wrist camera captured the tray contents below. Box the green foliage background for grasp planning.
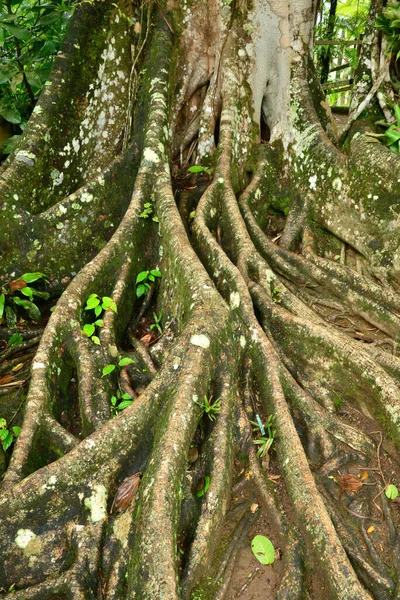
[0,0,76,151]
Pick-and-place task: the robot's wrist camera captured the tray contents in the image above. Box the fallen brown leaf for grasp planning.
[12,363,24,373]
[9,280,27,293]
[111,472,142,513]
[140,333,152,347]
[337,473,364,493]
[360,470,369,481]
[367,526,375,534]
[188,447,199,463]
[0,374,15,385]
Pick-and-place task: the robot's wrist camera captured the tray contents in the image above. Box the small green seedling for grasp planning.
[0,272,49,328]
[196,396,221,421]
[136,269,162,298]
[84,294,117,317]
[102,357,135,377]
[139,202,159,222]
[110,389,134,416]
[271,287,282,304]
[251,414,275,458]
[82,294,117,344]
[150,311,163,335]
[0,418,21,451]
[196,475,211,497]
[188,165,211,175]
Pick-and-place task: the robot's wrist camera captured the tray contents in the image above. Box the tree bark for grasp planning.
[0,1,400,599]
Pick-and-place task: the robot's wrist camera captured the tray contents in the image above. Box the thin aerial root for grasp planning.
[129,337,158,375]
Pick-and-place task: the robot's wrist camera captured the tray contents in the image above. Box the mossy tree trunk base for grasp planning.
[1,1,400,599]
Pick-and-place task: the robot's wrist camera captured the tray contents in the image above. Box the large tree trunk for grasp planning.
[1,1,400,598]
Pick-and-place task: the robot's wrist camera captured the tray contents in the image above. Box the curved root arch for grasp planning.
[1,1,400,600]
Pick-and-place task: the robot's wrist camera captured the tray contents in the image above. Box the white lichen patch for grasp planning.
[15,529,36,549]
[84,484,108,523]
[230,291,240,309]
[308,174,317,190]
[190,335,210,349]
[143,148,160,164]
[332,177,342,191]
[240,335,246,348]
[81,192,94,203]
[32,361,45,370]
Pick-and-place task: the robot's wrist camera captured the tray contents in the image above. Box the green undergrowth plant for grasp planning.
[102,356,135,377]
[135,269,161,298]
[0,418,21,452]
[376,1,400,61]
[150,311,163,334]
[102,357,136,415]
[251,414,275,458]
[82,294,117,344]
[0,272,49,328]
[187,164,211,176]
[196,475,211,497]
[368,104,400,152]
[195,396,221,421]
[110,389,134,415]
[139,201,159,222]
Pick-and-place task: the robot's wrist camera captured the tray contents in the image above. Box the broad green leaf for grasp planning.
[12,426,21,437]
[384,127,400,145]
[118,357,135,367]
[121,393,132,400]
[394,104,400,127]
[94,319,103,327]
[5,306,17,329]
[102,364,116,377]
[136,271,148,283]
[118,400,133,410]
[0,293,5,319]
[148,274,155,282]
[20,287,33,299]
[150,269,161,277]
[102,297,117,313]
[0,106,21,124]
[94,305,102,317]
[85,296,100,310]
[110,396,117,406]
[0,418,7,429]
[385,484,399,500]
[188,165,205,173]
[3,24,30,40]
[91,336,101,345]
[19,272,48,283]
[251,535,275,565]
[12,297,41,321]
[2,432,13,450]
[136,283,147,298]
[82,323,95,337]
[0,429,8,440]
[8,332,23,346]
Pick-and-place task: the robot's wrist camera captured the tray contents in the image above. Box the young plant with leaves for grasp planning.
[81,294,117,344]
[135,269,161,298]
[0,418,21,452]
[0,272,49,328]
